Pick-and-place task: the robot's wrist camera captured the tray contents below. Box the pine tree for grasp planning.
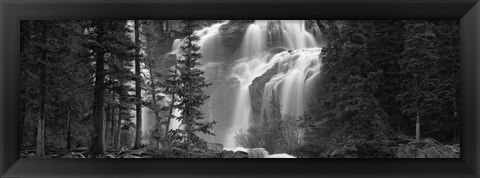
[167,21,216,149]
[262,90,283,153]
[142,20,175,147]
[310,21,388,149]
[133,20,144,149]
[397,21,440,142]
[163,67,179,142]
[85,20,137,157]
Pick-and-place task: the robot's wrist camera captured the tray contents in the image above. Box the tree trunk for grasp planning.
[105,96,111,148]
[149,65,161,137]
[110,99,115,149]
[165,70,177,140]
[66,109,71,150]
[36,64,46,158]
[165,96,174,140]
[415,113,420,142]
[116,95,123,151]
[36,23,48,158]
[19,101,26,148]
[415,73,421,142]
[116,62,124,151]
[88,49,106,157]
[133,20,143,149]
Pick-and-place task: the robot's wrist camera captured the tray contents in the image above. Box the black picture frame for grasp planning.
[1,0,479,177]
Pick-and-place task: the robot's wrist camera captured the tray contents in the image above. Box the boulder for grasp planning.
[234,151,249,158]
[222,151,236,158]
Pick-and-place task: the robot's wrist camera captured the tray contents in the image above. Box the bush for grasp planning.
[234,127,264,149]
[234,114,303,154]
[147,146,222,158]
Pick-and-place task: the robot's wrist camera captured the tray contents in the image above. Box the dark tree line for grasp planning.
[300,20,460,155]
[20,20,215,158]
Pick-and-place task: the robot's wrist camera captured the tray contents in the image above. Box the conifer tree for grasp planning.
[397,21,439,142]
[262,90,283,153]
[167,21,216,149]
[85,20,137,157]
[133,20,144,149]
[312,21,388,147]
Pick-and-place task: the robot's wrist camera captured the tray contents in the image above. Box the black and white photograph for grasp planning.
[19,20,460,158]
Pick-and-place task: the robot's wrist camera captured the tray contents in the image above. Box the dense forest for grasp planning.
[19,20,460,158]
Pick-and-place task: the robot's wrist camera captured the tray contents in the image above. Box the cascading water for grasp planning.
[224,20,323,148]
[162,20,322,148]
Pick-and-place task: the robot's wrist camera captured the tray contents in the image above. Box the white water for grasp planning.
[224,20,322,148]
[165,20,322,148]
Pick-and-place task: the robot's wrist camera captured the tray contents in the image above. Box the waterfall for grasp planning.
[225,20,322,148]
[241,21,268,58]
[164,20,322,148]
[280,20,318,49]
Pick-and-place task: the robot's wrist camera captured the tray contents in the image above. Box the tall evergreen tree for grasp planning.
[262,90,283,153]
[142,20,176,147]
[167,21,216,149]
[397,21,439,142]
[312,20,388,148]
[133,20,144,149]
[85,20,137,157]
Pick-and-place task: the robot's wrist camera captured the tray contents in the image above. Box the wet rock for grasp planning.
[269,47,288,55]
[249,64,279,124]
[219,20,253,60]
[234,151,249,158]
[265,20,284,48]
[222,151,236,158]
